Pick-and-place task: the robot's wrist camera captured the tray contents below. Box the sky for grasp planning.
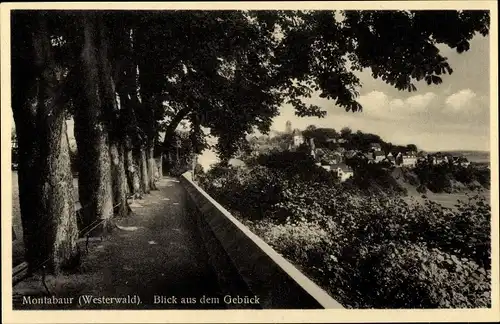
[8,32,491,171]
[197,33,491,170]
[271,34,491,153]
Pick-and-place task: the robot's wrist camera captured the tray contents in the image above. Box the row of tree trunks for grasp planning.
[96,16,131,219]
[135,26,162,189]
[12,13,80,274]
[11,11,160,275]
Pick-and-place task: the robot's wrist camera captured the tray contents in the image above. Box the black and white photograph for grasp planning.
[2,1,499,323]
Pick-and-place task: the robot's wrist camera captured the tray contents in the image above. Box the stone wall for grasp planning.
[180,172,344,309]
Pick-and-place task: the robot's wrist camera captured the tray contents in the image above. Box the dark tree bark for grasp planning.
[96,18,131,218]
[155,155,163,179]
[112,23,146,199]
[73,12,113,234]
[125,143,141,198]
[138,147,150,194]
[161,107,191,150]
[11,12,80,274]
[147,143,158,190]
[109,142,130,216]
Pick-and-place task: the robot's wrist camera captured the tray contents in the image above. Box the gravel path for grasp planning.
[13,177,225,310]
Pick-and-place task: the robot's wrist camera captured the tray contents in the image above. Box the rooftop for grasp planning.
[330,163,353,172]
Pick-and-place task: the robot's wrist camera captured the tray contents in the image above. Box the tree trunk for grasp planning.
[16,119,81,274]
[155,155,163,180]
[11,12,80,274]
[147,143,158,190]
[73,13,113,234]
[125,146,143,198]
[74,123,114,234]
[110,141,130,217]
[95,18,131,218]
[138,148,150,194]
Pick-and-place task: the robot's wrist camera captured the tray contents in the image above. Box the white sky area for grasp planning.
[272,35,490,152]
[198,34,491,170]
[8,34,491,171]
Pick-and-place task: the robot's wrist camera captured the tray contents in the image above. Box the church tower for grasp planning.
[285,120,292,134]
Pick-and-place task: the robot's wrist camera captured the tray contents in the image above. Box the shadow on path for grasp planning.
[13,177,226,310]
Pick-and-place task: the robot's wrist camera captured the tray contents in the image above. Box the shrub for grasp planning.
[348,162,407,195]
[194,163,204,175]
[357,242,491,308]
[414,162,490,193]
[252,220,331,266]
[255,150,338,184]
[199,163,491,308]
[198,165,287,220]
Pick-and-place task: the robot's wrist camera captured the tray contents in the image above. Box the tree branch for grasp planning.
[162,107,191,150]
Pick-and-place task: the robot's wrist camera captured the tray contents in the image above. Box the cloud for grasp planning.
[444,89,477,113]
[358,91,437,120]
[406,92,437,112]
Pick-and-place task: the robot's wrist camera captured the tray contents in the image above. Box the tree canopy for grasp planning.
[97,10,490,160]
[10,9,490,273]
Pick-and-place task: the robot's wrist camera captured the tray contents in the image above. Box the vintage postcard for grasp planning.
[1,1,499,323]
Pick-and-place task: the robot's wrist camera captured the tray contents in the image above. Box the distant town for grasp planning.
[254,121,481,183]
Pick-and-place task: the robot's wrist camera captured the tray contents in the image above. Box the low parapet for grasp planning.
[180,172,344,309]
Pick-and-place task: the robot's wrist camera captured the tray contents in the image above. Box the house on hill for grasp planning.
[435,156,445,165]
[330,163,354,182]
[344,150,359,159]
[373,150,386,163]
[364,153,375,164]
[417,155,427,164]
[401,152,417,168]
[292,129,305,147]
[431,152,447,165]
[457,156,470,167]
[321,149,343,164]
[329,152,343,164]
[370,143,382,152]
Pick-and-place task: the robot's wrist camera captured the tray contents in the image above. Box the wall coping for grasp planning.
[181,171,344,309]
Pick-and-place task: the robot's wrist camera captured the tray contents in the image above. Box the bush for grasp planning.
[348,162,407,195]
[198,165,287,220]
[194,163,204,175]
[255,150,338,185]
[199,163,491,308]
[252,220,331,266]
[414,162,490,193]
[417,184,427,193]
[358,241,491,308]
[167,163,191,177]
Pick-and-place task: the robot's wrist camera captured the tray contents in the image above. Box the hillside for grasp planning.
[427,150,490,163]
[390,166,490,209]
